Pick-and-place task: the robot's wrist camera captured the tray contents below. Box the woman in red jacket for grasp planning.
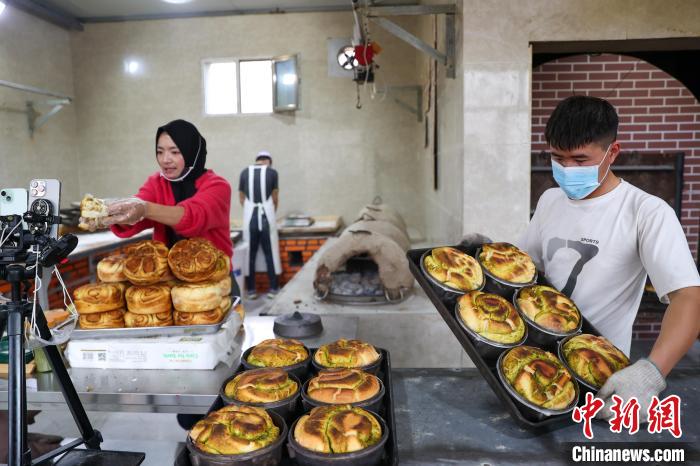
[106,119,232,257]
[95,119,237,430]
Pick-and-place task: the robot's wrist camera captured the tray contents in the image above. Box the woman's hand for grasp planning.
[104,198,147,226]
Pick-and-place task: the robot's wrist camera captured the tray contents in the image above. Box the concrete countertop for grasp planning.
[393,367,699,465]
[230,215,342,236]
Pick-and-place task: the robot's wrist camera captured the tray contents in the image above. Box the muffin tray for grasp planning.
[71,297,241,340]
[173,348,398,466]
[408,243,603,431]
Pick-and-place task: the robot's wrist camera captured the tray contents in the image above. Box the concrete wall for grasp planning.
[418,2,464,244]
[461,0,700,243]
[0,6,79,206]
[69,13,427,230]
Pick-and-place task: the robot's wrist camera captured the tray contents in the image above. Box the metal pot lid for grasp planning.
[273,311,323,338]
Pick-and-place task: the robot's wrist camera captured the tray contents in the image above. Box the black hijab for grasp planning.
[155,119,207,245]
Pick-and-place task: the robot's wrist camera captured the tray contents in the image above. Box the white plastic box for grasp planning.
[65,315,242,370]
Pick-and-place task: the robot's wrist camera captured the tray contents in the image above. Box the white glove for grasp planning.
[104,197,147,226]
[595,358,667,421]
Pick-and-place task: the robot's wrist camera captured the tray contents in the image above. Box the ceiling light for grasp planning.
[0,2,6,16]
[161,0,193,4]
[124,60,141,75]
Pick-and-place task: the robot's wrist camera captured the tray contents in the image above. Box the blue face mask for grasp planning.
[551,144,612,200]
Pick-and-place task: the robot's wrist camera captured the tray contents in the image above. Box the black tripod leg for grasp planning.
[7,302,30,464]
[33,310,102,450]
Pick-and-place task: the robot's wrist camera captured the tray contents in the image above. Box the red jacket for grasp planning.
[111,170,233,260]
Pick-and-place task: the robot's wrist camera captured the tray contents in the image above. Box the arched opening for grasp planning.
[531,52,700,343]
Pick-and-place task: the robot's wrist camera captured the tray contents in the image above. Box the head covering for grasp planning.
[256,150,272,164]
[155,119,207,246]
[156,119,207,203]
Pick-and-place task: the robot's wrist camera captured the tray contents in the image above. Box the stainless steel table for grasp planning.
[0,315,356,413]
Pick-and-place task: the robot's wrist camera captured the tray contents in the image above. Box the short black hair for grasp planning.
[255,155,272,164]
[545,96,618,151]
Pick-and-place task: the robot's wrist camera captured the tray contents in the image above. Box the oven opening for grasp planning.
[329,254,383,299]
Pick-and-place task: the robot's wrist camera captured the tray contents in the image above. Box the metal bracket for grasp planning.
[0,79,73,137]
[375,85,423,121]
[26,99,70,137]
[366,4,456,79]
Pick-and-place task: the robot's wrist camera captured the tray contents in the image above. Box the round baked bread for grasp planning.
[219,296,232,313]
[124,310,173,327]
[97,255,127,282]
[73,283,125,314]
[247,338,309,368]
[173,307,225,326]
[501,345,576,410]
[307,369,381,404]
[210,254,231,282]
[125,284,172,314]
[423,247,483,291]
[294,405,382,454]
[562,334,630,388]
[314,339,380,369]
[215,276,232,297]
[517,285,581,334]
[168,238,221,283]
[224,368,298,403]
[457,290,526,344]
[78,309,125,329]
[189,405,280,455]
[123,240,171,285]
[171,282,221,312]
[479,242,536,284]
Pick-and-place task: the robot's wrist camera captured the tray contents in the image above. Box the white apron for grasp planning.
[242,165,282,275]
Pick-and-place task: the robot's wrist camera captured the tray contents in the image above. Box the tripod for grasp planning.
[0,263,102,465]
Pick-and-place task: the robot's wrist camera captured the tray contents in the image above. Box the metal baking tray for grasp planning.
[408,243,603,431]
[70,297,241,340]
[173,347,398,466]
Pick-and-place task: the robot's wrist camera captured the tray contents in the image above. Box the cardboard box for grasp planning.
[65,315,242,370]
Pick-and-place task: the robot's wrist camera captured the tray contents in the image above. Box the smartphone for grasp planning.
[28,179,61,239]
[0,188,28,217]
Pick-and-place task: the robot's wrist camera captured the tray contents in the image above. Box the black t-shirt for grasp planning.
[238,166,278,202]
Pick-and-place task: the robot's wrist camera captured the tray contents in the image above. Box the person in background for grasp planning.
[518,96,700,419]
[239,151,282,299]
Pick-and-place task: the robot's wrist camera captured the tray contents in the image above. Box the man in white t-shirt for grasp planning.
[518,96,700,419]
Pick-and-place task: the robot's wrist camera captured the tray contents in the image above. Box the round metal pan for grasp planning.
[496,348,580,422]
[418,248,485,305]
[475,248,538,300]
[453,302,527,361]
[286,413,389,466]
[240,345,312,383]
[219,372,301,424]
[557,334,606,394]
[300,377,385,415]
[186,409,287,466]
[512,286,582,347]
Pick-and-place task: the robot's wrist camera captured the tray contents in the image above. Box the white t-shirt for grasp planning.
[518,180,700,355]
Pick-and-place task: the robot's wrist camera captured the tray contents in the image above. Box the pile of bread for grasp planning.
[74,238,233,329]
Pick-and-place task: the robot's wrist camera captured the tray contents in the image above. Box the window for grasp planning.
[203,55,300,115]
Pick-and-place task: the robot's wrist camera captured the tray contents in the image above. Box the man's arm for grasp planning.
[272,189,279,211]
[649,286,700,376]
[239,191,245,207]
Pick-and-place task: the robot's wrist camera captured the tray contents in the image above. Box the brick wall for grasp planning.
[532,53,700,258]
[532,53,700,340]
[253,236,328,292]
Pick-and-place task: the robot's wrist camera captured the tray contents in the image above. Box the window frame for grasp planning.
[201,57,276,117]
